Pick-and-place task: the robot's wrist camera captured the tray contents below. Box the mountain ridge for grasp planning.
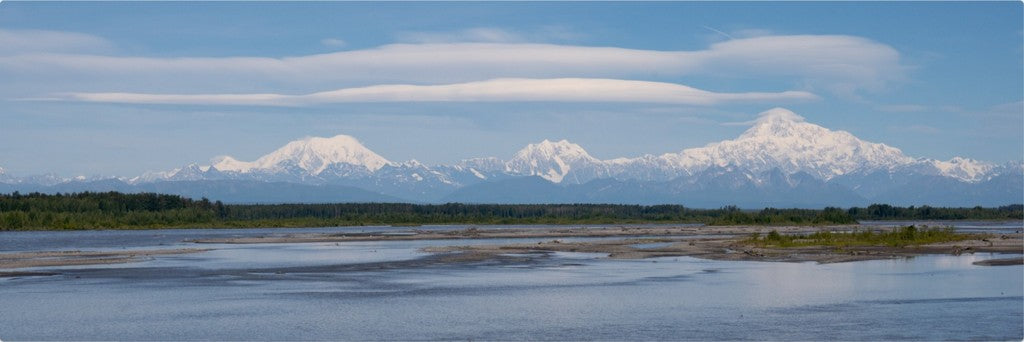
[136,107,998,185]
[2,107,1020,207]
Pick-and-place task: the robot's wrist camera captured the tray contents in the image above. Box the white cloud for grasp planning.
[397,27,525,43]
[877,104,929,112]
[732,29,775,38]
[0,34,904,97]
[57,78,818,106]
[876,104,970,114]
[697,35,902,93]
[395,26,584,44]
[720,107,807,126]
[988,100,1023,117]
[673,116,718,125]
[0,29,113,55]
[320,38,347,48]
[720,121,756,126]
[893,124,942,134]
[701,28,774,43]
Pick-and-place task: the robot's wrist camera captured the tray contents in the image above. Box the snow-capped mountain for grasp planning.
[452,108,996,186]
[212,135,393,176]
[927,157,995,182]
[503,139,611,183]
[659,108,915,180]
[3,108,1020,206]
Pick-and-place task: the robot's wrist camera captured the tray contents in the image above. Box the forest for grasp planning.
[0,191,1020,230]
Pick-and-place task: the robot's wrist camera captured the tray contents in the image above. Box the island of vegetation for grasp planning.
[0,191,1021,230]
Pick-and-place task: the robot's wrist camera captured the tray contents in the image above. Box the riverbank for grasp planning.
[190,225,852,244]
[192,224,1022,265]
[2,225,1019,274]
[424,234,1023,264]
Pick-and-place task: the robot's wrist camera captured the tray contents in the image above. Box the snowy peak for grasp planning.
[738,107,839,141]
[211,156,251,173]
[511,139,595,164]
[458,157,503,170]
[506,139,601,183]
[675,107,914,180]
[739,107,808,138]
[168,163,210,181]
[931,157,994,182]
[213,134,393,175]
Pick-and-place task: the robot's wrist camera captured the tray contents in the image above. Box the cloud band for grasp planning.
[57,78,818,106]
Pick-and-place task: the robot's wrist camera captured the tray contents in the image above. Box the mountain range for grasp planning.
[2,108,1020,207]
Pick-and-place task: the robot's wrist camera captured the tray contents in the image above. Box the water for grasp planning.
[0,227,1021,340]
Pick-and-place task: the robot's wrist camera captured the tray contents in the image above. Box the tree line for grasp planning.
[0,191,1020,230]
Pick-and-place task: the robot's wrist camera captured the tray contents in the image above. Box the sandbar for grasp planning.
[0,248,211,271]
[192,225,1022,264]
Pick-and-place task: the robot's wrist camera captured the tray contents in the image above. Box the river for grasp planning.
[0,222,1021,340]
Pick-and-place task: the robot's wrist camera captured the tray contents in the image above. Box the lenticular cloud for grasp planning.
[59,78,818,106]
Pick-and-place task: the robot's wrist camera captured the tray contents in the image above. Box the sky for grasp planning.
[0,2,1021,177]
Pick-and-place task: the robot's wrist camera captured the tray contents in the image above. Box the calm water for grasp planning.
[0,226,1021,341]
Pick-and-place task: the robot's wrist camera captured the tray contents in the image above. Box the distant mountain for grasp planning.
[444,167,867,208]
[503,139,610,183]
[212,135,392,176]
[2,107,1020,207]
[442,176,573,204]
[662,108,915,180]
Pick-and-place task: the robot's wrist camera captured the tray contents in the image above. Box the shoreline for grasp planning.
[2,225,1020,274]
[424,236,1023,265]
[4,219,1020,233]
[190,225,861,244]
[191,224,1024,265]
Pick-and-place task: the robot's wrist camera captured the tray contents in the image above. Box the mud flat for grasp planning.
[972,257,1024,266]
[0,248,210,272]
[191,225,1022,265]
[5,226,1018,274]
[190,225,853,244]
[422,234,1021,264]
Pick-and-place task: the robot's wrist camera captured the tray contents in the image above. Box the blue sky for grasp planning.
[0,2,1021,177]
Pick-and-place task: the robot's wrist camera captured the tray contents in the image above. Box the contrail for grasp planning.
[702,25,734,40]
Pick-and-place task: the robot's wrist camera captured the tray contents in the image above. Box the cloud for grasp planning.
[0,33,904,97]
[56,78,819,106]
[698,35,902,93]
[701,27,774,43]
[732,29,775,38]
[892,124,941,134]
[877,104,929,112]
[320,38,347,48]
[397,27,525,43]
[0,29,113,55]
[396,26,585,44]
[720,107,807,126]
[987,100,1023,118]
[876,104,964,113]
[673,116,718,125]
